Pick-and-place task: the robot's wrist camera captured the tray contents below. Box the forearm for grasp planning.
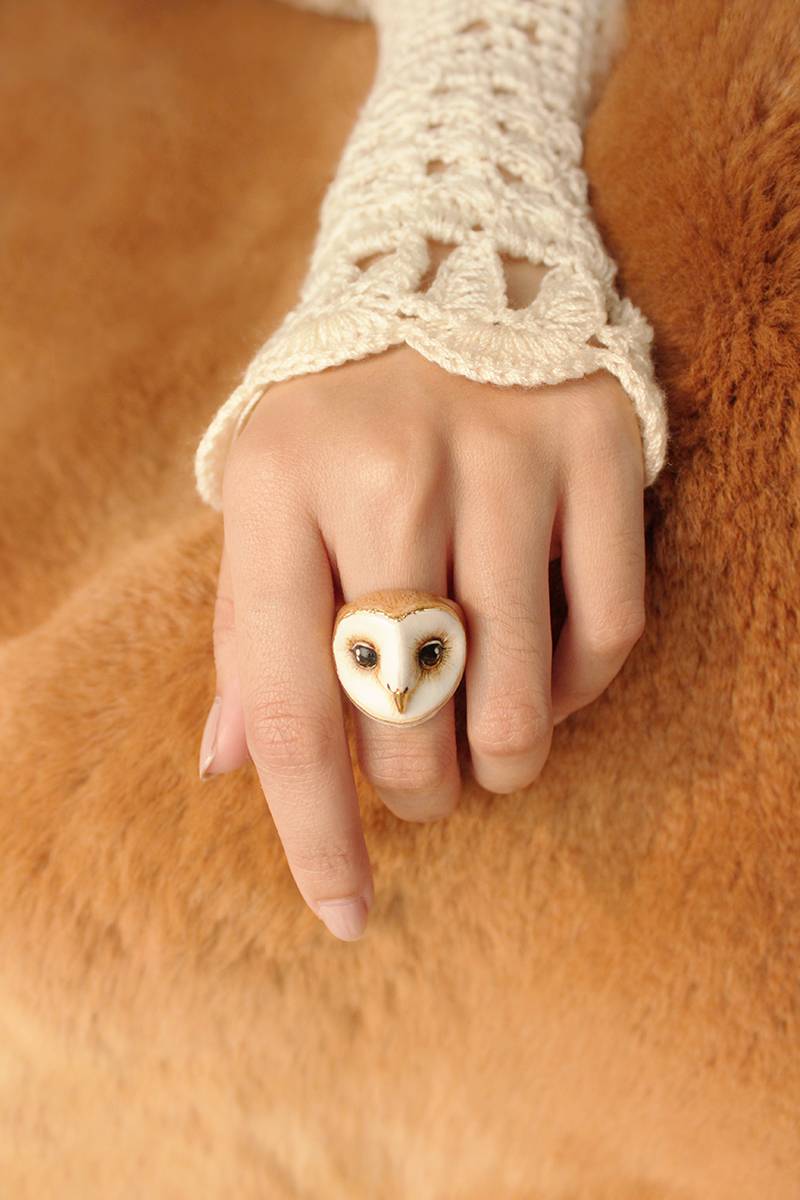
[195,0,669,508]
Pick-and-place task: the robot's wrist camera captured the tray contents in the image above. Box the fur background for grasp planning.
[1,1,798,1195]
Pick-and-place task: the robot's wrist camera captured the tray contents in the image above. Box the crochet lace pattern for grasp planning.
[195,0,670,509]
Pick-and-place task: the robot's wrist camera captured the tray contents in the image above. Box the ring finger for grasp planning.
[327,489,461,824]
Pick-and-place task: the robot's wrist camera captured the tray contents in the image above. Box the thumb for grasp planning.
[199,541,250,779]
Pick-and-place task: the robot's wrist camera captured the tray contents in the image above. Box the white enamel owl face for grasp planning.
[332,592,467,727]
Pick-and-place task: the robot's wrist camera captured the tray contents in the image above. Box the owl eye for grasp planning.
[418,639,444,669]
[351,642,378,670]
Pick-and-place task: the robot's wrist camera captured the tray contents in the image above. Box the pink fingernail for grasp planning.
[198,696,222,780]
[316,896,369,942]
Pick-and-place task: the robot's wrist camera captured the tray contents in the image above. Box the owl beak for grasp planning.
[391,688,409,713]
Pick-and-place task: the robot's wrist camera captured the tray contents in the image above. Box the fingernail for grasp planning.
[316,896,369,942]
[199,696,222,780]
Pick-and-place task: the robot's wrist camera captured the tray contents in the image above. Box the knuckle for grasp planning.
[470,692,552,761]
[476,589,550,672]
[224,422,274,486]
[556,683,600,715]
[361,441,409,500]
[569,383,626,441]
[571,412,618,464]
[286,836,359,886]
[359,434,446,520]
[461,418,536,481]
[223,426,304,515]
[566,389,644,481]
[245,689,338,775]
[585,603,646,656]
[382,789,459,824]
[366,740,454,794]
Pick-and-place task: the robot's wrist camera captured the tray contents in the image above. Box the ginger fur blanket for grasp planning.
[1,0,798,1195]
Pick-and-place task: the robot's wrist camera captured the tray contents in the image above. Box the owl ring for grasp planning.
[332,588,468,727]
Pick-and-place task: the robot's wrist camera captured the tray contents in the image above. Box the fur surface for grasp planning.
[1,1,798,1196]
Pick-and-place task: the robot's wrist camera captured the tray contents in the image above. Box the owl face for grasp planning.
[332,593,467,727]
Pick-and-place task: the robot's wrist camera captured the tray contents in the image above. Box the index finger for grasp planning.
[224,484,373,943]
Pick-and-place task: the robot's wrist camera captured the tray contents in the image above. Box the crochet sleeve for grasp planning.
[194,0,670,509]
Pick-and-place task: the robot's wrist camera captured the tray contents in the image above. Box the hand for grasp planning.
[199,344,647,941]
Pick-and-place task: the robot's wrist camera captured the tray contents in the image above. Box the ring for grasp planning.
[332,588,468,727]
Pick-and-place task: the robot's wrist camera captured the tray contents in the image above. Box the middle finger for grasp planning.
[328,474,461,823]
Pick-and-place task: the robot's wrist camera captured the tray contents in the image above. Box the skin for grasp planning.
[200,317,648,943]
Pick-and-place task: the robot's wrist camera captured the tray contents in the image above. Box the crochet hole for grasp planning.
[502,258,550,310]
[459,19,489,34]
[356,250,393,272]
[516,22,539,45]
[426,159,448,176]
[497,164,523,186]
[416,240,457,294]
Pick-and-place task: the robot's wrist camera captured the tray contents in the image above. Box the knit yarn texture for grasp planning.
[194,0,670,509]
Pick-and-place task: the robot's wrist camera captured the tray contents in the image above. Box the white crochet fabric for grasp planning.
[195,0,670,509]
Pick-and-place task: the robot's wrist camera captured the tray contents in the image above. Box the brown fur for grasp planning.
[1,0,798,1195]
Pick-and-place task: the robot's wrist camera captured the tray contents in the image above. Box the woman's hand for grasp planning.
[199,344,647,941]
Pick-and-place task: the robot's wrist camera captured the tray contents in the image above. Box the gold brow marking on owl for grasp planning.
[338,604,438,620]
[332,588,463,629]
